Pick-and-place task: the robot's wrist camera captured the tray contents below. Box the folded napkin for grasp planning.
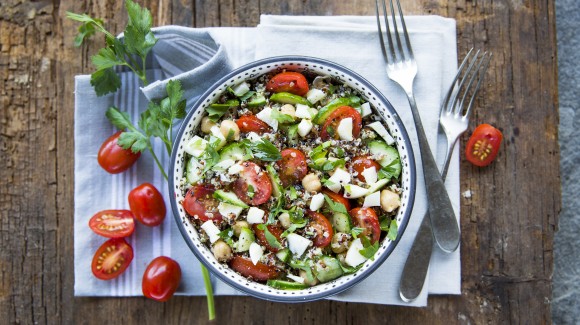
[74,15,459,306]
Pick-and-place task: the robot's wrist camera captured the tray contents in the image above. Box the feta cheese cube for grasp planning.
[345,238,368,267]
[249,242,263,265]
[201,220,221,244]
[363,191,381,207]
[295,104,313,119]
[246,207,265,224]
[297,119,313,137]
[218,202,244,218]
[337,117,353,141]
[326,168,351,193]
[184,136,208,158]
[287,233,311,257]
[256,107,278,131]
[368,121,395,145]
[361,166,378,184]
[306,89,326,104]
[309,193,325,211]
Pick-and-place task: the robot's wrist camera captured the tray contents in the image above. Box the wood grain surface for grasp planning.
[0,0,559,324]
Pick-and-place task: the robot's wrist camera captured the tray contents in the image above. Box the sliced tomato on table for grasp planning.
[142,256,182,302]
[128,183,167,227]
[320,106,362,140]
[91,237,134,280]
[182,184,223,222]
[307,210,334,248]
[89,209,135,238]
[465,123,503,167]
[97,131,141,174]
[233,161,273,205]
[349,207,381,244]
[266,71,309,96]
[236,115,272,134]
[351,155,382,183]
[276,148,308,187]
[321,188,351,211]
[229,255,281,282]
[253,223,284,253]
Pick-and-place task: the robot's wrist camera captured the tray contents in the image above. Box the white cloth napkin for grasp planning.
[74,15,460,306]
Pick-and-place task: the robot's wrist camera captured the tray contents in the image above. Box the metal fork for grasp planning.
[399,49,492,302]
[375,0,460,253]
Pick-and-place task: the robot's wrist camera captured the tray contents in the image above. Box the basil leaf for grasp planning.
[323,194,348,214]
[256,224,282,249]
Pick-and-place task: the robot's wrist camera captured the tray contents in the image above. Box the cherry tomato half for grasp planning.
[320,106,362,140]
[276,148,308,187]
[142,256,182,302]
[182,184,223,222]
[91,237,134,280]
[350,207,381,244]
[229,255,281,282]
[128,183,166,227]
[351,155,382,183]
[89,209,135,238]
[465,123,503,167]
[307,210,334,247]
[253,223,284,253]
[321,188,351,211]
[266,71,310,96]
[97,131,141,174]
[233,161,273,206]
[236,115,272,134]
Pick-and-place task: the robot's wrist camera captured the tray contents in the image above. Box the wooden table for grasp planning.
[0,0,559,324]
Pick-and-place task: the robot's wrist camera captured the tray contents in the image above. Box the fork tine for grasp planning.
[375,0,392,64]
[394,0,414,60]
[463,52,492,118]
[441,48,475,113]
[451,49,482,115]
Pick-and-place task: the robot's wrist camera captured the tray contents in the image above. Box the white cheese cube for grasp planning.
[337,117,354,141]
[218,202,244,218]
[184,136,208,158]
[368,121,395,145]
[326,168,351,193]
[343,184,369,199]
[228,163,244,175]
[256,107,278,131]
[363,191,381,207]
[231,81,250,97]
[306,88,326,104]
[295,104,313,119]
[361,166,378,184]
[309,193,325,211]
[213,159,235,171]
[210,125,227,149]
[297,119,313,137]
[249,242,263,265]
[345,238,368,267]
[360,102,372,117]
[201,220,221,244]
[246,131,263,143]
[287,233,311,257]
[286,273,305,284]
[246,207,265,224]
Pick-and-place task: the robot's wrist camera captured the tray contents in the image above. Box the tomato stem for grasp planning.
[201,265,216,320]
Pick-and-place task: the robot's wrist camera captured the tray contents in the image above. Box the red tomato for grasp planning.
[465,124,503,167]
[91,238,134,280]
[89,210,135,238]
[233,161,273,205]
[276,148,308,187]
[350,207,381,244]
[307,211,334,247]
[236,115,272,134]
[320,106,362,140]
[266,71,310,96]
[128,183,166,227]
[351,155,382,183]
[321,188,351,211]
[142,256,182,302]
[182,184,223,222]
[253,223,284,252]
[229,255,281,282]
[97,131,141,174]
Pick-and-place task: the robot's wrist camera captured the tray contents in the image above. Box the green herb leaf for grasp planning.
[239,90,255,101]
[351,227,365,238]
[270,108,295,124]
[378,158,402,180]
[123,0,157,58]
[105,106,133,130]
[323,194,348,214]
[387,219,398,241]
[72,17,104,47]
[288,259,315,282]
[118,130,148,153]
[256,224,283,249]
[218,227,235,246]
[247,184,255,198]
[359,235,379,260]
[309,141,332,160]
[90,68,122,96]
[91,47,126,70]
[250,139,282,161]
[206,100,238,122]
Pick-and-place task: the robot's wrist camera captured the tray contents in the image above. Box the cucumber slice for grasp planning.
[235,227,255,252]
[313,96,360,125]
[270,92,311,106]
[213,190,249,208]
[267,279,308,290]
[276,248,292,263]
[313,256,343,283]
[209,99,239,110]
[368,140,402,178]
[365,178,389,194]
[266,164,284,198]
[331,213,352,232]
[247,93,266,107]
[186,158,203,185]
[220,143,246,162]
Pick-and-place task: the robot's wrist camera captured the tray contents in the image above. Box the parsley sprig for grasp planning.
[67,0,157,96]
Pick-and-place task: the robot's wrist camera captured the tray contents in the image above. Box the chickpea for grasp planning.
[232,220,250,237]
[220,120,240,141]
[278,212,292,229]
[279,104,296,119]
[380,189,401,212]
[331,232,350,254]
[301,173,322,193]
[212,240,233,262]
[299,269,319,286]
[201,116,217,133]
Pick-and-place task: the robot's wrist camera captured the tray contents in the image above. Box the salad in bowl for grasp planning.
[170,57,415,302]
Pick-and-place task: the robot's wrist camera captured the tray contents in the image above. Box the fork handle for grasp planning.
[406,94,460,253]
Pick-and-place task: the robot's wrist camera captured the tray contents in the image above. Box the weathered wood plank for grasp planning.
[0,0,559,324]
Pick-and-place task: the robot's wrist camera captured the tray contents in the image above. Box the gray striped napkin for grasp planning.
[74,15,459,306]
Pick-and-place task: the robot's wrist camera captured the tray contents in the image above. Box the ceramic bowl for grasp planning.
[169,56,416,302]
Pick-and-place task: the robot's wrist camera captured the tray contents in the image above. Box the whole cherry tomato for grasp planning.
[320,106,362,140]
[321,188,351,211]
[266,71,310,96]
[233,161,273,205]
[465,123,503,167]
[91,237,134,280]
[89,209,135,238]
[97,131,141,174]
[349,207,381,244]
[182,184,223,222]
[276,148,308,187]
[351,155,382,183]
[142,256,182,302]
[229,255,281,282]
[236,115,272,134]
[128,183,166,227]
[307,210,334,247]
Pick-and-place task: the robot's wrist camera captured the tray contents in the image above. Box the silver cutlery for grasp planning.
[375,0,460,253]
[399,49,492,302]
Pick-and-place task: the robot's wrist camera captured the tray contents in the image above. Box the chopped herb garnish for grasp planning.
[359,235,379,260]
[271,107,295,124]
[323,194,348,214]
[351,227,365,238]
[257,224,283,249]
